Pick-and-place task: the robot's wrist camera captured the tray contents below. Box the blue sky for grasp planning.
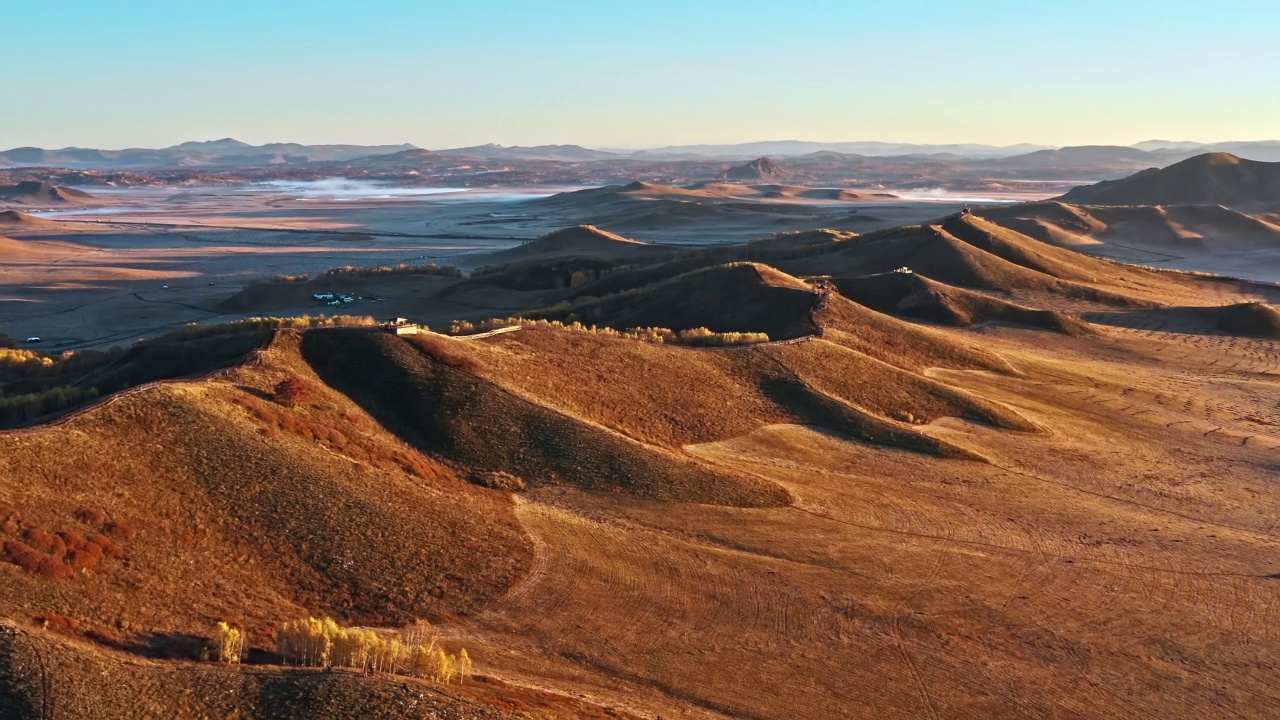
[3,1,1277,149]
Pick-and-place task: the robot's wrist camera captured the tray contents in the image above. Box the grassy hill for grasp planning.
[833,270,1095,336]
[300,328,791,506]
[4,205,1280,718]
[0,210,58,226]
[0,331,531,641]
[983,200,1280,252]
[1085,301,1280,339]
[479,225,669,266]
[0,182,99,206]
[1059,152,1280,211]
[527,262,820,340]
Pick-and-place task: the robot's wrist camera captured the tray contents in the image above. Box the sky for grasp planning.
[3,0,1278,150]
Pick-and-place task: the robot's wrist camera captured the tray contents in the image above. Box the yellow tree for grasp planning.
[216,622,244,664]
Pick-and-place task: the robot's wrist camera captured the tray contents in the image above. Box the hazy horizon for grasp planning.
[4,1,1276,150]
[6,136,1280,154]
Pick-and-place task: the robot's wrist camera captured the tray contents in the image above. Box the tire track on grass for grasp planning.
[886,537,946,720]
[784,504,1273,579]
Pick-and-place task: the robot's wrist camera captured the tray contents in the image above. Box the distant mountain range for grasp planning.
[432,144,625,162]
[5,138,1280,171]
[0,139,418,169]
[1130,139,1280,159]
[622,140,1053,160]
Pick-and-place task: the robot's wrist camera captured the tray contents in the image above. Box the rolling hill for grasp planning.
[1058,152,1280,211]
[544,180,893,205]
[0,330,533,635]
[478,225,668,265]
[0,210,60,227]
[832,270,1095,336]
[0,182,99,206]
[4,201,1280,718]
[722,157,795,182]
[979,199,1280,282]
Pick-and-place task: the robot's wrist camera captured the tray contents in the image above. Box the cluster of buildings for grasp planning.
[312,292,356,307]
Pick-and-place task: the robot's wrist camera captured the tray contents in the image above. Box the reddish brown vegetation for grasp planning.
[41,614,82,633]
[85,627,123,648]
[74,507,107,526]
[234,395,348,447]
[0,505,20,535]
[3,539,74,579]
[66,547,103,571]
[0,508,127,579]
[339,411,369,428]
[90,535,124,558]
[58,530,90,549]
[389,449,447,481]
[22,526,66,558]
[60,531,105,570]
[233,392,446,481]
[273,377,313,407]
[37,615,135,655]
[103,521,137,540]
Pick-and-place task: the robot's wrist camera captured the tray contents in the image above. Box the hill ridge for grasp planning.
[1058,152,1280,211]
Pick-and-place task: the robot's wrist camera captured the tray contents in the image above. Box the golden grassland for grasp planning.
[0,619,638,719]
[0,331,532,636]
[1,209,1279,718]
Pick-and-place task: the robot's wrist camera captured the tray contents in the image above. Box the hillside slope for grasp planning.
[0,331,531,642]
[300,328,792,506]
[530,262,820,340]
[0,621,630,720]
[981,200,1280,282]
[479,225,668,265]
[833,270,1095,336]
[0,182,99,206]
[984,200,1280,251]
[1059,152,1280,211]
[5,206,1280,718]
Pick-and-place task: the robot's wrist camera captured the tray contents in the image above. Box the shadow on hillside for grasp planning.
[297,329,427,449]
[298,327,794,506]
[235,384,275,402]
[1083,304,1280,339]
[758,375,982,460]
[120,631,210,660]
[102,631,282,664]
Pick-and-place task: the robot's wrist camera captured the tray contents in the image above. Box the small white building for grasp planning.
[382,317,420,335]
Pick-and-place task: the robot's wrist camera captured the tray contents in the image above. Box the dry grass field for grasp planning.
[1,177,1279,718]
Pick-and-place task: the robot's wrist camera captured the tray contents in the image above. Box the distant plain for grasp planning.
[0,182,1024,348]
